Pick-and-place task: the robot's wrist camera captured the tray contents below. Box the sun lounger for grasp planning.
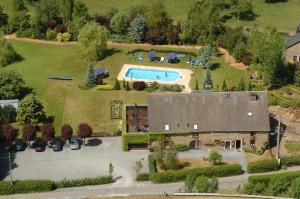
[160,57,165,63]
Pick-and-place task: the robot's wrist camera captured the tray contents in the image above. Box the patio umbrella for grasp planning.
[166,52,176,60]
[148,51,157,58]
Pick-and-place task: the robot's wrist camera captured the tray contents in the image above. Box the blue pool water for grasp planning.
[125,67,181,82]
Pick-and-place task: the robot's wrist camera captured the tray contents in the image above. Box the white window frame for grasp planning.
[193,124,198,130]
[165,124,170,131]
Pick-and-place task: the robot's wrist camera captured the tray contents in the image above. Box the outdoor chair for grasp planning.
[160,57,165,63]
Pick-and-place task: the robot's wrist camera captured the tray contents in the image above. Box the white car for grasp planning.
[70,138,80,150]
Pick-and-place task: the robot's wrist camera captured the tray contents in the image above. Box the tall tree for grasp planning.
[61,124,73,141]
[22,123,37,145]
[128,14,146,43]
[110,13,129,34]
[0,71,26,99]
[145,0,172,44]
[84,64,96,88]
[2,124,16,145]
[77,123,93,145]
[73,0,88,19]
[0,6,8,30]
[179,19,197,44]
[9,0,29,34]
[59,0,74,25]
[17,94,45,125]
[78,22,110,61]
[248,26,284,86]
[0,34,20,67]
[41,123,55,144]
[231,0,255,21]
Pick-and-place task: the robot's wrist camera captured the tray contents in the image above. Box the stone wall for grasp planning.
[285,43,300,62]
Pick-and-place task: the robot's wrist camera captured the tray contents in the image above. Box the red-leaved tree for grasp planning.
[61,124,73,141]
[41,123,55,144]
[3,124,16,145]
[77,123,93,145]
[22,123,37,145]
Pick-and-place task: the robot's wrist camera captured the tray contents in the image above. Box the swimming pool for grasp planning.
[125,67,181,82]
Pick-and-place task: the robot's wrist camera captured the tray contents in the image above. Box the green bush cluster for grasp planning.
[281,156,300,167]
[149,164,242,183]
[0,180,55,195]
[46,29,57,41]
[56,32,71,42]
[148,154,157,174]
[135,173,150,181]
[175,144,189,152]
[122,133,149,151]
[0,176,113,195]
[244,171,300,197]
[195,176,218,193]
[55,176,113,188]
[247,159,280,173]
[160,84,183,92]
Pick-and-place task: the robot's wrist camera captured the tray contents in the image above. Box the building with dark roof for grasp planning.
[125,91,270,150]
[285,23,300,63]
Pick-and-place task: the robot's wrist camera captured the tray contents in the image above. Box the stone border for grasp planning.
[117,64,193,92]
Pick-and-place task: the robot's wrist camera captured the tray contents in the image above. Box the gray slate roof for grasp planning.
[148,92,270,133]
[286,33,300,48]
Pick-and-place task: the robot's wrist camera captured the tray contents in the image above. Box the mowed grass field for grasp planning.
[0,40,248,134]
[1,0,300,33]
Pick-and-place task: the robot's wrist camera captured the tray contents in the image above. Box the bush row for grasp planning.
[95,84,114,90]
[0,176,113,195]
[149,164,243,183]
[135,173,150,181]
[175,144,190,152]
[247,159,280,173]
[281,156,300,167]
[248,171,300,186]
[160,84,183,92]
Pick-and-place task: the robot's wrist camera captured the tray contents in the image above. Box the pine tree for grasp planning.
[195,79,199,90]
[237,78,245,91]
[126,81,131,91]
[122,79,126,89]
[114,79,121,90]
[221,80,228,92]
[84,64,96,88]
[248,82,252,91]
[203,68,213,90]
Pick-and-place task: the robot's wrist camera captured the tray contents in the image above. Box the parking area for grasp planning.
[0,137,149,187]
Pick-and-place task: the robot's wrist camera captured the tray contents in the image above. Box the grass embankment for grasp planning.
[1,0,300,33]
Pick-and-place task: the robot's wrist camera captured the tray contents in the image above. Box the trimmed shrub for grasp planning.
[133,81,146,91]
[248,171,300,186]
[175,144,189,152]
[55,176,113,188]
[268,175,291,196]
[95,84,114,90]
[160,84,183,92]
[247,159,279,173]
[148,154,157,174]
[281,156,300,167]
[195,176,209,192]
[122,133,148,151]
[56,32,71,42]
[149,164,243,183]
[0,180,54,195]
[185,174,197,192]
[46,29,57,41]
[243,182,266,195]
[136,173,149,181]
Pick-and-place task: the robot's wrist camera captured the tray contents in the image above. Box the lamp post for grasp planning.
[275,116,281,162]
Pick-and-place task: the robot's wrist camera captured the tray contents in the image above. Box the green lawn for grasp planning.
[0,40,248,135]
[1,0,300,33]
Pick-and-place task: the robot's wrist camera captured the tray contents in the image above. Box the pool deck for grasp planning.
[117,64,193,92]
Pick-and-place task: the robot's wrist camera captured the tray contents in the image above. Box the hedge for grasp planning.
[55,176,113,188]
[247,159,280,173]
[122,133,149,151]
[0,176,113,195]
[95,84,114,90]
[281,156,300,167]
[127,48,197,57]
[136,173,150,181]
[149,164,243,183]
[148,154,157,174]
[175,144,190,152]
[248,171,300,186]
[0,180,55,195]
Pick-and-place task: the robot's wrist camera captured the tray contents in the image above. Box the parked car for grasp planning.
[14,140,27,151]
[70,138,80,150]
[52,139,63,152]
[32,140,46,152]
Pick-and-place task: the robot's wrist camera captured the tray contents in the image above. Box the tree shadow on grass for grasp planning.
[0,142,18,180]
[106,48,121,58]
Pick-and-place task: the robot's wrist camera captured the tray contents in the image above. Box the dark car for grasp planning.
[52,139,63,152]
[15,140,27,151]
[32,140,46,152]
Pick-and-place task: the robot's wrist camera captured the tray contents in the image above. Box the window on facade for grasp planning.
[193,124,198,130]
[187,123,190,127]
[293,56,298,62]
[165,124,170,131]
[177,123,180,127]
[250,140,255,146]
